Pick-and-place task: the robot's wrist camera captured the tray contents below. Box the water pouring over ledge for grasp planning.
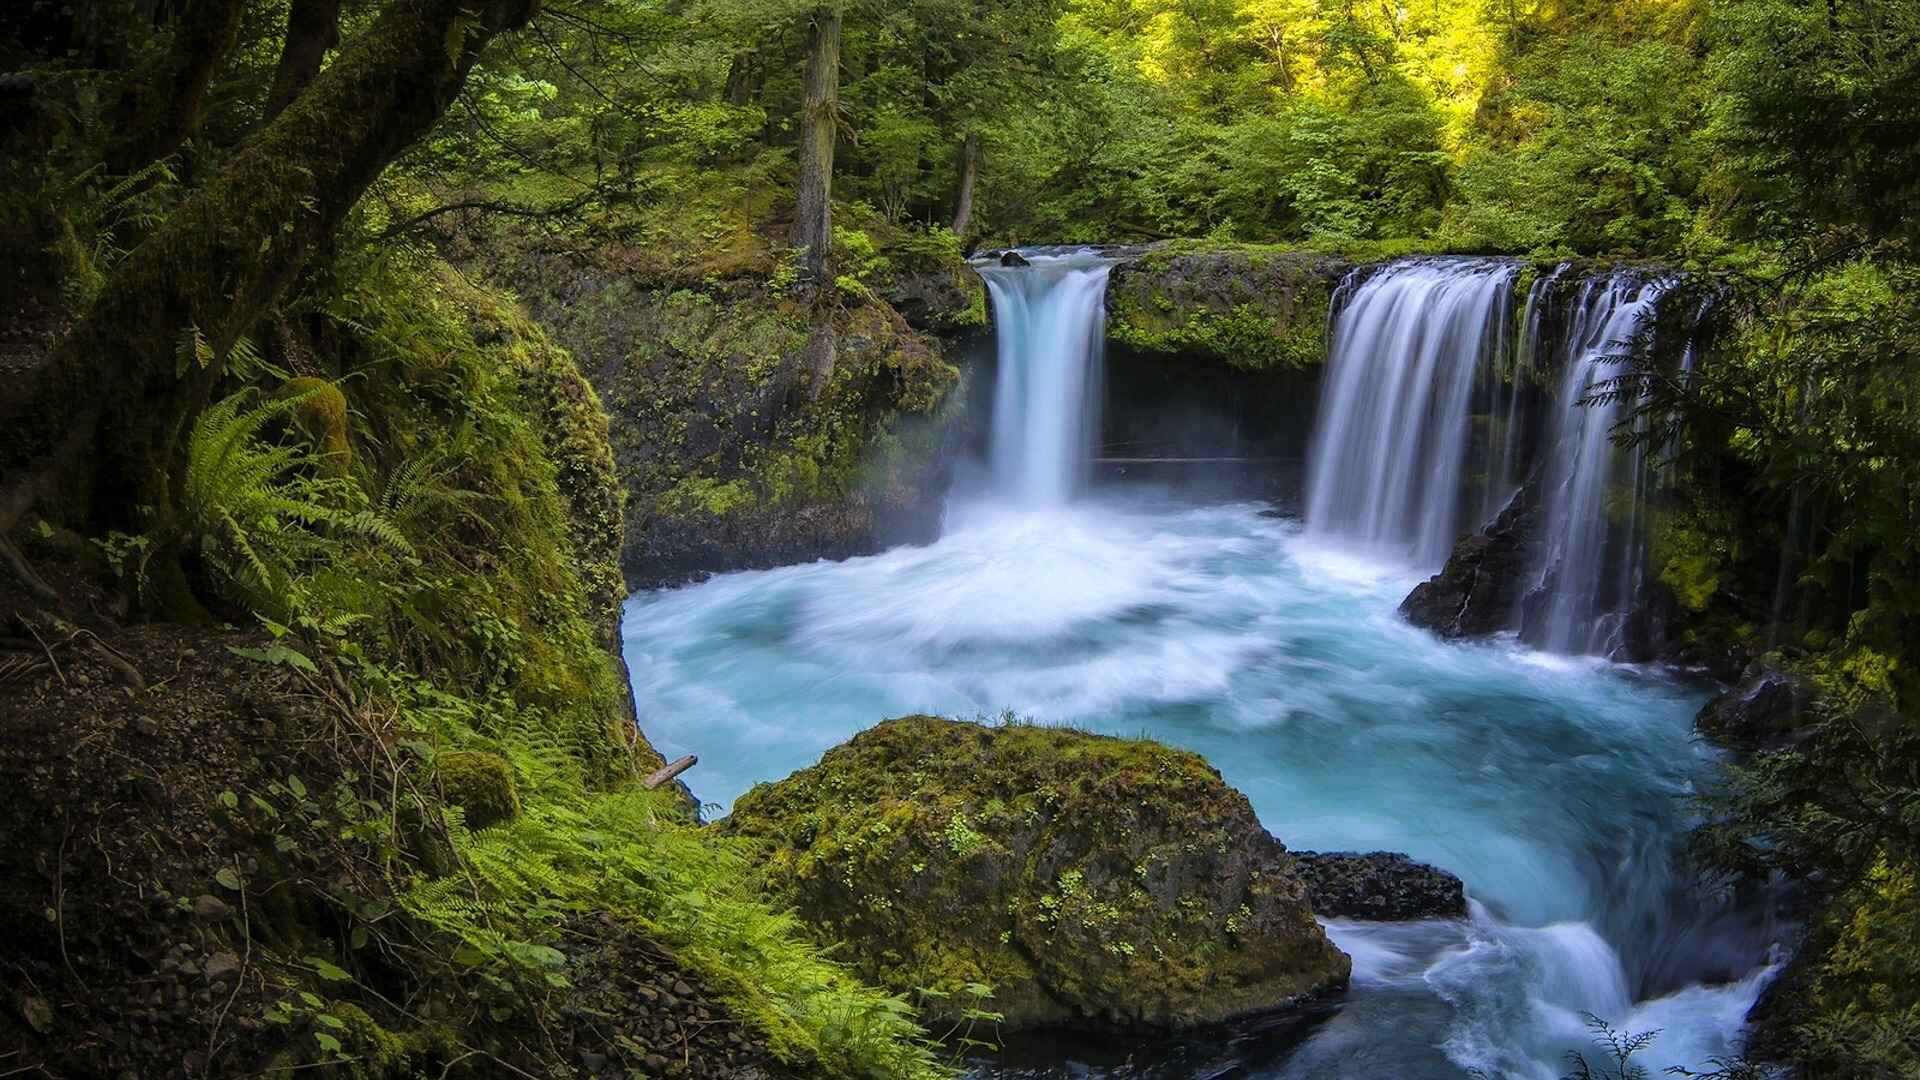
[1305,259,1521,567]
[973,249,1117,506]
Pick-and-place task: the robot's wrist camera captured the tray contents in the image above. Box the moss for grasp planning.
[726,716,1348,1033]
[436,750,520,829]
[1110,302,1328,371]
[329,1001,413,1079]
[1106,249,1338,370]
[659,474,756,517]
[277,376,351,477]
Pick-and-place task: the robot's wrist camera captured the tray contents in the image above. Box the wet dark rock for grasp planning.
[1291,851,1468,921]
[999,250,1032,267]
[878,263,985,331]
[1401,476,1539,637]
[1696,664,1813,749]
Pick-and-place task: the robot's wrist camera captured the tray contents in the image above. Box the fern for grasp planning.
[51,158,178,307]
[178,387,409,616]
[387,686,950,1080]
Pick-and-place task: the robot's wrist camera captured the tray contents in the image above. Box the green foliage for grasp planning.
[41,160,180,307]
[176,386,409,618]
[1560,1015,1782,1080]
[1790,852,1920,1078]
[387,677,949,1079]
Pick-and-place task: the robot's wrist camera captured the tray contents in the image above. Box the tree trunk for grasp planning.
[2,0,544,535]
[107,0,249,173]
[723,50,758,107]
[264,0,342,120]
[790,6,841,290]
[951,133,979,239]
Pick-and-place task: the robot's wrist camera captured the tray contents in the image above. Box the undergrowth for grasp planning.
[68,233,951,1078]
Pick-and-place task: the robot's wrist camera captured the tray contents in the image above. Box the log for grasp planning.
[643,755,697,790]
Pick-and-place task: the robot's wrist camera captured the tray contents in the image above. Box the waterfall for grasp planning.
[1520,274,1673,656]
[974,251,1115,506]
[1305,259,1520,567]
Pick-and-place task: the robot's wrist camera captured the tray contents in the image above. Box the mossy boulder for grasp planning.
[1105,245,1349,370]
[277,376,350,476]
[436,750,519,829]
[724,717,1351,1034]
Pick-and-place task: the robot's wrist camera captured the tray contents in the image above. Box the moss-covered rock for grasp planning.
[459,228,966,588]
[436,749,520,829]
[276,376,350,476]
[724,716,1351,1034]
[550,282,961,587]
[1106,245,1349,370]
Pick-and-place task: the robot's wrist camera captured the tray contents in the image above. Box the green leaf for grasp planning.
[314,1032,342,1054]
[227,643,318,674]
[287,774,307,799]
[306,956,352,982]
[214,867,243,891]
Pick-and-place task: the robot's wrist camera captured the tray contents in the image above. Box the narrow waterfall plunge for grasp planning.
[975,253,1115,505]
[1522,275,1673,655]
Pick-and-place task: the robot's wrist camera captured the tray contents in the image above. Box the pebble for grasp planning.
[203,952,241,981]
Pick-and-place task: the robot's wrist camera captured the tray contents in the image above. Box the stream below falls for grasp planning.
[620,490,1779,1079]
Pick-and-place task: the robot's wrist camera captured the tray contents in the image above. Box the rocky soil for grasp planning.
[0,608,776,1079]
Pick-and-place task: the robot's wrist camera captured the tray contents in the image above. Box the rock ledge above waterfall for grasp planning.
[722,716,1352,1033]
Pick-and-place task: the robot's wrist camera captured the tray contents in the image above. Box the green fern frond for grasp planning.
[178,388,408,617]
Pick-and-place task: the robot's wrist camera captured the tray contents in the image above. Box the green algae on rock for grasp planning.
[724,716,1351,1034]
[1105,246,1349,370]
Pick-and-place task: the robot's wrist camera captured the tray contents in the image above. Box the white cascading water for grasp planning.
[1521,275,1671,656]
[1306,259,1520,567]
[975,252,1115,506]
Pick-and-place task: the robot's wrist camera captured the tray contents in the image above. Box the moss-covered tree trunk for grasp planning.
[1,0,542,537]
[791,6,840,289]
[264,0,342,120]
[952,133,978,239]
[106,0,249,174]
[791,6,842,398]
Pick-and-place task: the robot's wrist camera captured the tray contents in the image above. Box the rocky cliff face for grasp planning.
[474,240,972,589]
[724,717,1352,1034]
